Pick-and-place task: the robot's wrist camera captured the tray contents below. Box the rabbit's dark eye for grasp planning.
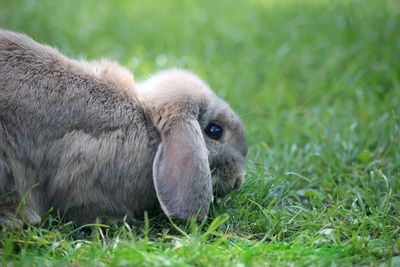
[205,123,223,140]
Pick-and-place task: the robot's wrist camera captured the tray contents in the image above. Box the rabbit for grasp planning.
[0,29,248,226]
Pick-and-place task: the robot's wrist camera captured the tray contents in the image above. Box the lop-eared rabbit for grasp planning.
[0,30,247,226]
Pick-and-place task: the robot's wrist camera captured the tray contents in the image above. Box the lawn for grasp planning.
[0,0,399,265]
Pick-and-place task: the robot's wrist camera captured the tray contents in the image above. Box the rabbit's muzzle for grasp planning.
[210,154,246,198]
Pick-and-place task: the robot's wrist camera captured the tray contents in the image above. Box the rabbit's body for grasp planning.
[0,30,248,226]
[0,30,159,224]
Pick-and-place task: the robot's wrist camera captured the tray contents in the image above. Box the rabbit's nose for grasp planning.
[233,176,243,190]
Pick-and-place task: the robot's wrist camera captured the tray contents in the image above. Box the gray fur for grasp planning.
[0,30,247,226]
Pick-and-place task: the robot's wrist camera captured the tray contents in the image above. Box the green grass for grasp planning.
[1,0,399,265]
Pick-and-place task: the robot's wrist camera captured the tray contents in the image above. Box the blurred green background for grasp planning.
[1,0,399,265]
[1,0,399,145]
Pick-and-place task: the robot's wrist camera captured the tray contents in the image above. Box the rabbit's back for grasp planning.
[0,30,159,224]
[0,30,140,136]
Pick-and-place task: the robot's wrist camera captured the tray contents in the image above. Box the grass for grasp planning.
[0,0,399,265]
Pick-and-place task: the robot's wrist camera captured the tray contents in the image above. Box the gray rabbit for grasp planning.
[0,30,247,226]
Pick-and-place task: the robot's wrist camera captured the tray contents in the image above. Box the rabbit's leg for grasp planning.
[0,148,42,227]
[0,130,20,228]
[0,186,42,228]
[0,189,23,229]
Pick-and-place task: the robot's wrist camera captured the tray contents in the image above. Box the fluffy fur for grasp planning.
[0,30,247,226]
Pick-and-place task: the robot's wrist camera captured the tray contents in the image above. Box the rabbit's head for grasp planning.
[139,69,247,220]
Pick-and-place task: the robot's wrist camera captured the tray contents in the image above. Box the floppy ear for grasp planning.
[153,118,212,220]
